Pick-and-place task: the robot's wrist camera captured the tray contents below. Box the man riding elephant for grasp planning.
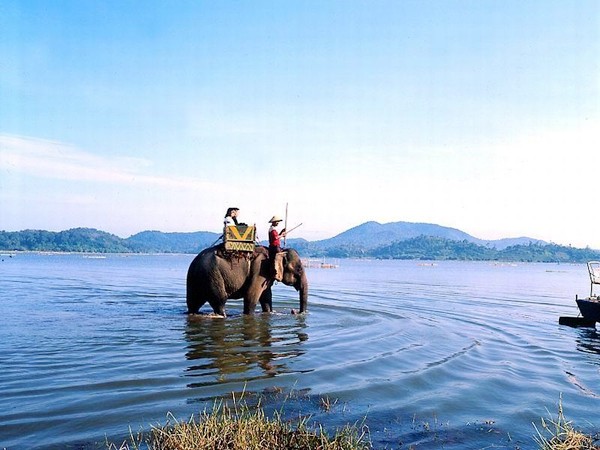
[268,215,286,280]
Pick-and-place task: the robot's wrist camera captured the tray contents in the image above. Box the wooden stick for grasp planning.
[284,202,289,246]
[285,223,303,235]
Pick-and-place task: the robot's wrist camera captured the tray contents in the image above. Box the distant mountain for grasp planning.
[369,235,600,262]
[311,221,545,251]
[0,228,222,254]
[0,228,130,253]
[484,236,547,250]
[3,221,596,263]
[316,221,475,248]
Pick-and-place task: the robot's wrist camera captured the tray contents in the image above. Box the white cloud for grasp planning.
[0,134,222,192]
[0,134,243,236]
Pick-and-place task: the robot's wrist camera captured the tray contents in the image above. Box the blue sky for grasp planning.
[1,1,599,247]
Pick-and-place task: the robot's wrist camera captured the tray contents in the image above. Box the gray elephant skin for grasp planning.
[186,245,308,316]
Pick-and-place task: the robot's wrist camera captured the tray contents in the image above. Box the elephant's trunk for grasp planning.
[297,272,308,313]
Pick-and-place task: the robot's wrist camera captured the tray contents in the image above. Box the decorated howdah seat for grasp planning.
[223,225,256,252]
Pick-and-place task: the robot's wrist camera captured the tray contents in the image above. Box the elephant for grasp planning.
[186,245,308,316]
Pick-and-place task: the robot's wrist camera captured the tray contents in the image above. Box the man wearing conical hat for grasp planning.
[268,215,287,280]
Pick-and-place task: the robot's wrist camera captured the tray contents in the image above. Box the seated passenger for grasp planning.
[224,207,240,228]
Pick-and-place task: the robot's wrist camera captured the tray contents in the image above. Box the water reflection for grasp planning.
[184,314,308,387]
[575,327,600,358]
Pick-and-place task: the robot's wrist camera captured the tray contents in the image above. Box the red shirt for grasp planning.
[269,227,281,247]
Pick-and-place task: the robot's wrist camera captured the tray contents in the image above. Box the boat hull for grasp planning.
[576,298,600,322]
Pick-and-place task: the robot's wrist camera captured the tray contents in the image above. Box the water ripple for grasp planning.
[1,256,600,449]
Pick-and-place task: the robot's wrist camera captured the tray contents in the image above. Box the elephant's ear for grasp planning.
[284,249,299,265]
[277,251,287,272]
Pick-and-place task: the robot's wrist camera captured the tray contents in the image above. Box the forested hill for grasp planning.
[312,221,545,250]
[1,224,599,263]
[0,228,220,254]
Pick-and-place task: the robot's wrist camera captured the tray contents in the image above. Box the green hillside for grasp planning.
[1,223,598,263]
[126,230,220,253]
[0,228,131,253]
[369,236,600,263]
[0,228,221,254]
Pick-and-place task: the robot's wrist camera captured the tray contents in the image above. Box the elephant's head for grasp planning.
[280,249,308,313]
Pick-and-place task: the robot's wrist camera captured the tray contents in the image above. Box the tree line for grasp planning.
[295,235,600,263]
[1,228,599,263]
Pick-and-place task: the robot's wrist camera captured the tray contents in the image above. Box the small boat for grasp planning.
[559,261,600,327]
[576,297,600,322]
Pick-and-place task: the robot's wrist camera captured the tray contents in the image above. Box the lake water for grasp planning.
[1,254,599,449]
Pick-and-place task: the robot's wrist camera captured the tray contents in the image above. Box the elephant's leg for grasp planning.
[207,273,230,317]
[243,297,258,315]
[259,288,273,313]
[244,278,271,314]
[209,299,227,317]
[187,298,206,314]
[186,283,207,314]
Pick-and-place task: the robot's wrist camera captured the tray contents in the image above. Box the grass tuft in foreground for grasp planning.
[108,394,369,450]
[533,397,599,450]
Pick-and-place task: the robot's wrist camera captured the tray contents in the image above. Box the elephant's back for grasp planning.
[187,246,218,279]
[254,245,269,257]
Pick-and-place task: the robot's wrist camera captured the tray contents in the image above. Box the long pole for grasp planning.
[284,202,289,246]
[285,223,303,235]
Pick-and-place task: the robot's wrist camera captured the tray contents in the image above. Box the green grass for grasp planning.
[107,393,369,450]
[106,393,600,450]
[534,397,599,450]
